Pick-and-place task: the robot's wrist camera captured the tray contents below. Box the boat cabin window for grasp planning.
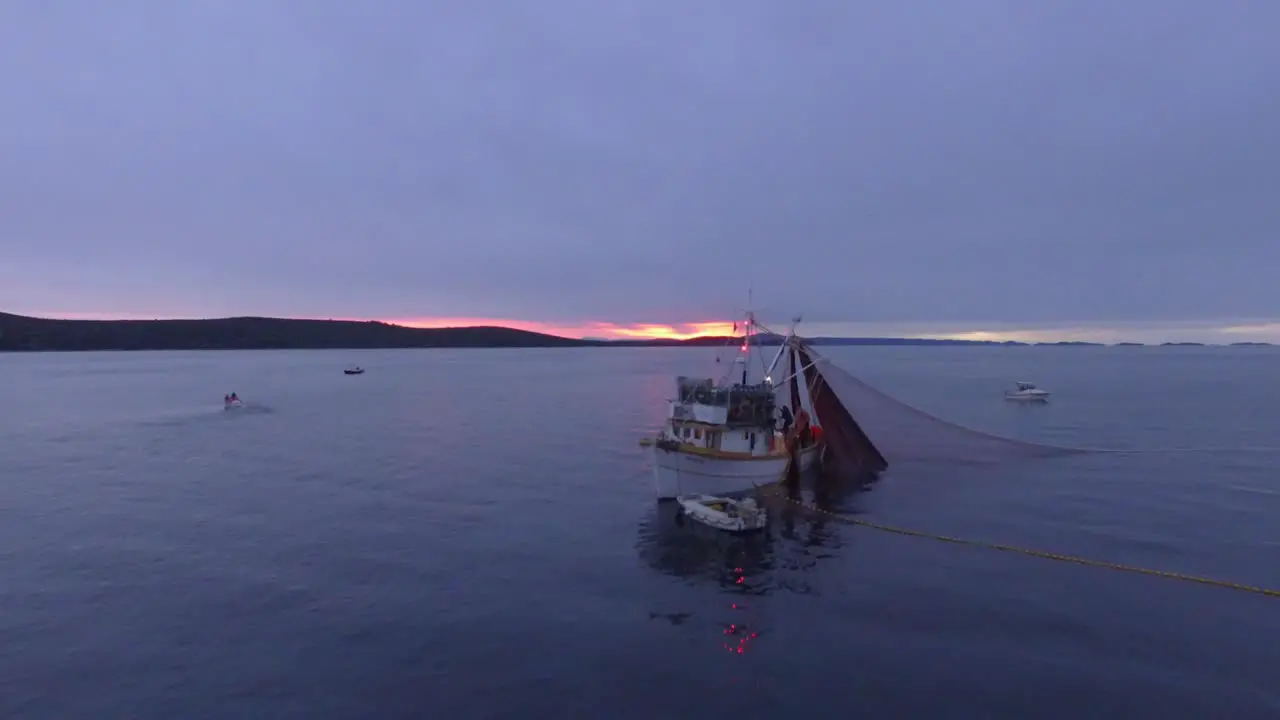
[676,377,719,404]
[676,377,776,428]
[725,387,776,428]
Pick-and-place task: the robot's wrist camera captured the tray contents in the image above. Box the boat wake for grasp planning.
[221,403,273,416]
[132,403,272,428]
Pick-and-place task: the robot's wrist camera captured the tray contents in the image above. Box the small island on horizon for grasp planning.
[0,312,1272,352]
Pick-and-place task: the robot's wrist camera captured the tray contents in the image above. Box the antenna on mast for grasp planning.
[741,284,754,386]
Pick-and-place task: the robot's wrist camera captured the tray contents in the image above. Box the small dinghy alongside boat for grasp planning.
[676,494,767,533]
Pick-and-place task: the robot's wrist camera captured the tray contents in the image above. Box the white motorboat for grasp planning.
[344,365,365,375]
[224,395,243,410]
[1005,381,1050,402]
[677,494,767,533]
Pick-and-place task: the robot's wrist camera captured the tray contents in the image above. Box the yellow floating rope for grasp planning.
[756,483,1279,598]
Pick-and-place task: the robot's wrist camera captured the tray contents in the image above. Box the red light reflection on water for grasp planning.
[722,567,759,655]
[722,621,759,655]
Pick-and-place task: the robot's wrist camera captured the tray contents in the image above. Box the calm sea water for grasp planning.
[1,346,1277,718]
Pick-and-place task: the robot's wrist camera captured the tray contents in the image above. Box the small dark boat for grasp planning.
[344,366,365,375]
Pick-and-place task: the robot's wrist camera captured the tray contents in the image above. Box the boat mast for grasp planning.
[741,286,753,386]
[763,315,800,384]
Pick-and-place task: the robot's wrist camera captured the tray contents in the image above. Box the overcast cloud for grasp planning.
[1,1,1278,338]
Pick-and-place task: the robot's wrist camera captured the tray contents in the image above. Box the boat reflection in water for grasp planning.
[636,465,881,654]
[636,499,776,590]
[636,465,881,591]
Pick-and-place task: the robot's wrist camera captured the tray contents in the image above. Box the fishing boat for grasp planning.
[1004,381,1050,402]
[223,393,243,410]
[677,494,767,533]
[344,365,365,375]
[640,307,833,500]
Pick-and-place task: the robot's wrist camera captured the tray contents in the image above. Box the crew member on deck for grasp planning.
[795,407,811,447]
[778,405,793,435]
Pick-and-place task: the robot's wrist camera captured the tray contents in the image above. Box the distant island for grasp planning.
[0,312,1271,351]
[0,312,588,352]
[1031,340,1106,347]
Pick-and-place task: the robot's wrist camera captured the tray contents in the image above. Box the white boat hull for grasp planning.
[650,443,820,500]
[1004,392,1049,402]
[677,494,767,533]
[224,400,243,410]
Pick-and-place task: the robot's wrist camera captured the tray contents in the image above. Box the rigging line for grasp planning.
[716,303,751,385]
[751,316,771,380]
[798,345,1280,456]
[798,348,1092,454]
[714,335,735,386]
[767,333,1280,456]
[752,482,1279,599]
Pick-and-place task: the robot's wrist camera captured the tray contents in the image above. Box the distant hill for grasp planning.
[1034,340,1106,347]
[811,336,1030,347]
[2,312,1257,351]
[604,333,1030,347]
[2,313,1049,352]
[0,312,587,351]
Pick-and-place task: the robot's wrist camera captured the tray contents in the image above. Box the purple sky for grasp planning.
[2,1,1278,341]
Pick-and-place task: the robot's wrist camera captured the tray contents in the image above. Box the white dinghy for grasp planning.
[676,494,767,533]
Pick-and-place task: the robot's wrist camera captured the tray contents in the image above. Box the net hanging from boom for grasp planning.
[779,339,1088,470]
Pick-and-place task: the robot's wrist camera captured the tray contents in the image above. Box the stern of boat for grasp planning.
[640,437,680,500]
[642,436,822,500]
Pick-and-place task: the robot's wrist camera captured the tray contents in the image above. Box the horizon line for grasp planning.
[7,310,1280,345]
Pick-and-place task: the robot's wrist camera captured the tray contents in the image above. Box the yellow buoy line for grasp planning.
[754,482,1279,599]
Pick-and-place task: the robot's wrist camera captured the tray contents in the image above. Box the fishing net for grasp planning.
[794,345,888,474]
[794,344,1089,468]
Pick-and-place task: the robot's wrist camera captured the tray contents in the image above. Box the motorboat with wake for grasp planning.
[1005,381,1050,402]
[677,494,767,533]
[344,365,365,375]
[223,392,243,410]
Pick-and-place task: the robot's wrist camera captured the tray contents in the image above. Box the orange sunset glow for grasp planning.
[387,317,737,340]
[14,311,739,340]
